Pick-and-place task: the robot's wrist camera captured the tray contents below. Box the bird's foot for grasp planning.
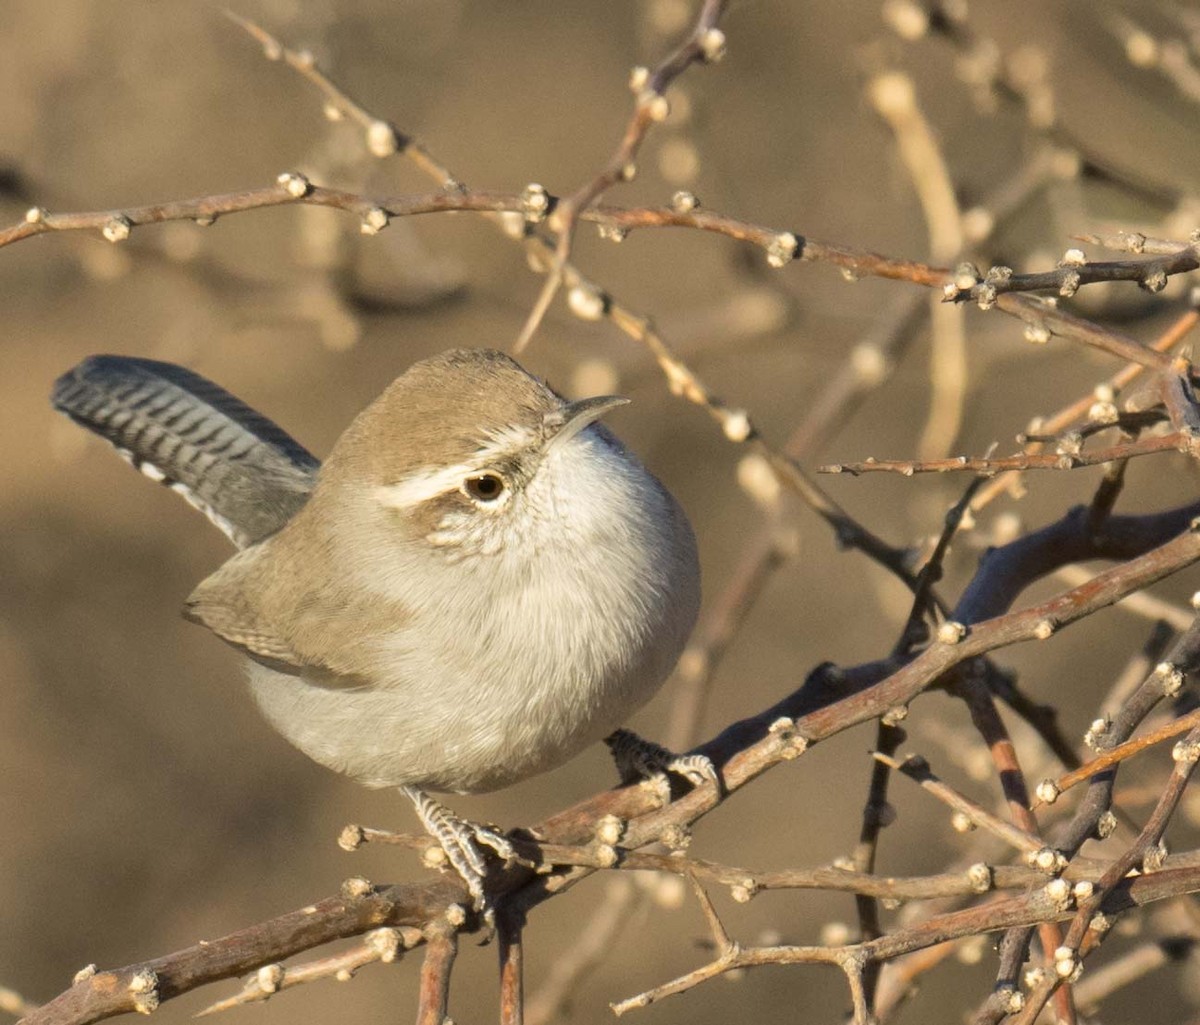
[401,785,516,913]
[604,728,718,799]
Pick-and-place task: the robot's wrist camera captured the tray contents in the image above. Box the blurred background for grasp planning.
[2,1,1200,1022]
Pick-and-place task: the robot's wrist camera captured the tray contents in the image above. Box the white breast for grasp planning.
[247,427,699,793]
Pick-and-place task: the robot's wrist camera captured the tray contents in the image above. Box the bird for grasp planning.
[52,348,711,906]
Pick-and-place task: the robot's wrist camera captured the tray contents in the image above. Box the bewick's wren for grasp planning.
[53,348,707,905]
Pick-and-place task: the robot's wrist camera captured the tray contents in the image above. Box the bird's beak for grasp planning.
[546,394,630,447]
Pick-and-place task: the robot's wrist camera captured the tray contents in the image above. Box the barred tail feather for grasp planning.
[52,356,319,548]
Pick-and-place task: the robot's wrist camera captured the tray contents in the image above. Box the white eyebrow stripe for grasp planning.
[375,463,476,509]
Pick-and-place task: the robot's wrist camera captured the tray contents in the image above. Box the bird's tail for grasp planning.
[52,356,320,548]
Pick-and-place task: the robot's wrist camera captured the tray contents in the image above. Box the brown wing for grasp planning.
[183,544,306,672]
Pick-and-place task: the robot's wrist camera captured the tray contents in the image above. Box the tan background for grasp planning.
[2,2,1199,1022]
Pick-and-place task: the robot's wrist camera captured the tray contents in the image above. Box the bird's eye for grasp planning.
[464,473,506,502]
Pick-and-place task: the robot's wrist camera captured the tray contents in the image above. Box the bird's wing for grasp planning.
[182,543,307,672]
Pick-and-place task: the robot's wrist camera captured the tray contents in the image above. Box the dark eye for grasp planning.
[465,473,506,502]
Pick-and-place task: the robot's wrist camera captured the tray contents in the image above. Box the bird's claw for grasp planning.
[604,728,718,793]
[402,785,516,912]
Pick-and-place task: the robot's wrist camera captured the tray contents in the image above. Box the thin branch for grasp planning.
[514,0,730,352]
[497,910,525,1025]
[1039,706,1200,805]
[873,752,1045,857]
[416,919,459,1025]
[822,429,1191,476]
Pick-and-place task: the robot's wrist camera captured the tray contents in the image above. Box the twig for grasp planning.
[514,0,730,352]
[947,246,1200,307]
[416,919,459,1025]
[995,293,1179,371]
[1039,706,1200,804]
[1015,725,1200,1024]
[873,752,1045,857]
[866,69,966,460]
[195,927,414,1016]
[1052,564,1194,632]
[957,677,1077,1025]
[970,307,1198,512]
[497,909,525,1025]
[822,430,1191,476]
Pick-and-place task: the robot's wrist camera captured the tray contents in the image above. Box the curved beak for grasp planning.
[546,394,630,447]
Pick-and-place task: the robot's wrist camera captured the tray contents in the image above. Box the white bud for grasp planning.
[102,216,131,243]
[1059,270,1081,297]
[1073,880,1094,901]
[338,824,365,850]
[765,231,798,268]
[671,190,699,213]
[1141,268,1168,293]
[730,880,755,903]
[360,207,389,235]
[73,964,98,985]
[597,222,628,243]
[366,120,399,157]
[1060,248,1087,267]
[1096,810,1118,838]
[937,621,967,644]
[1033,619,1055,640]
[629,66,650,93]
[1054,948,1077,978]
[256,964,284,993]
[594,843,619,867]
[951,811,976,833]
[1030,846,1063,872]
[520,182,550,222]
[641,91,670,122]
[699,27,727,62]
[1084,717,1111,750]
[128,969,159,1015]
[595,814,625,846]
[721,408,752,442]
[1173,740,1200,764]
[368,927,402,962]
[567,284,606,321]
[276,171,311,198]
[1158,661,1184,696]
[975,283,998,310]
[1023,321,1052,344]
[1043,877,1071,909]
[1035,779,1061,804]
[341,876,372,897]
[24,206,45,224]
[966,863,992,892]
